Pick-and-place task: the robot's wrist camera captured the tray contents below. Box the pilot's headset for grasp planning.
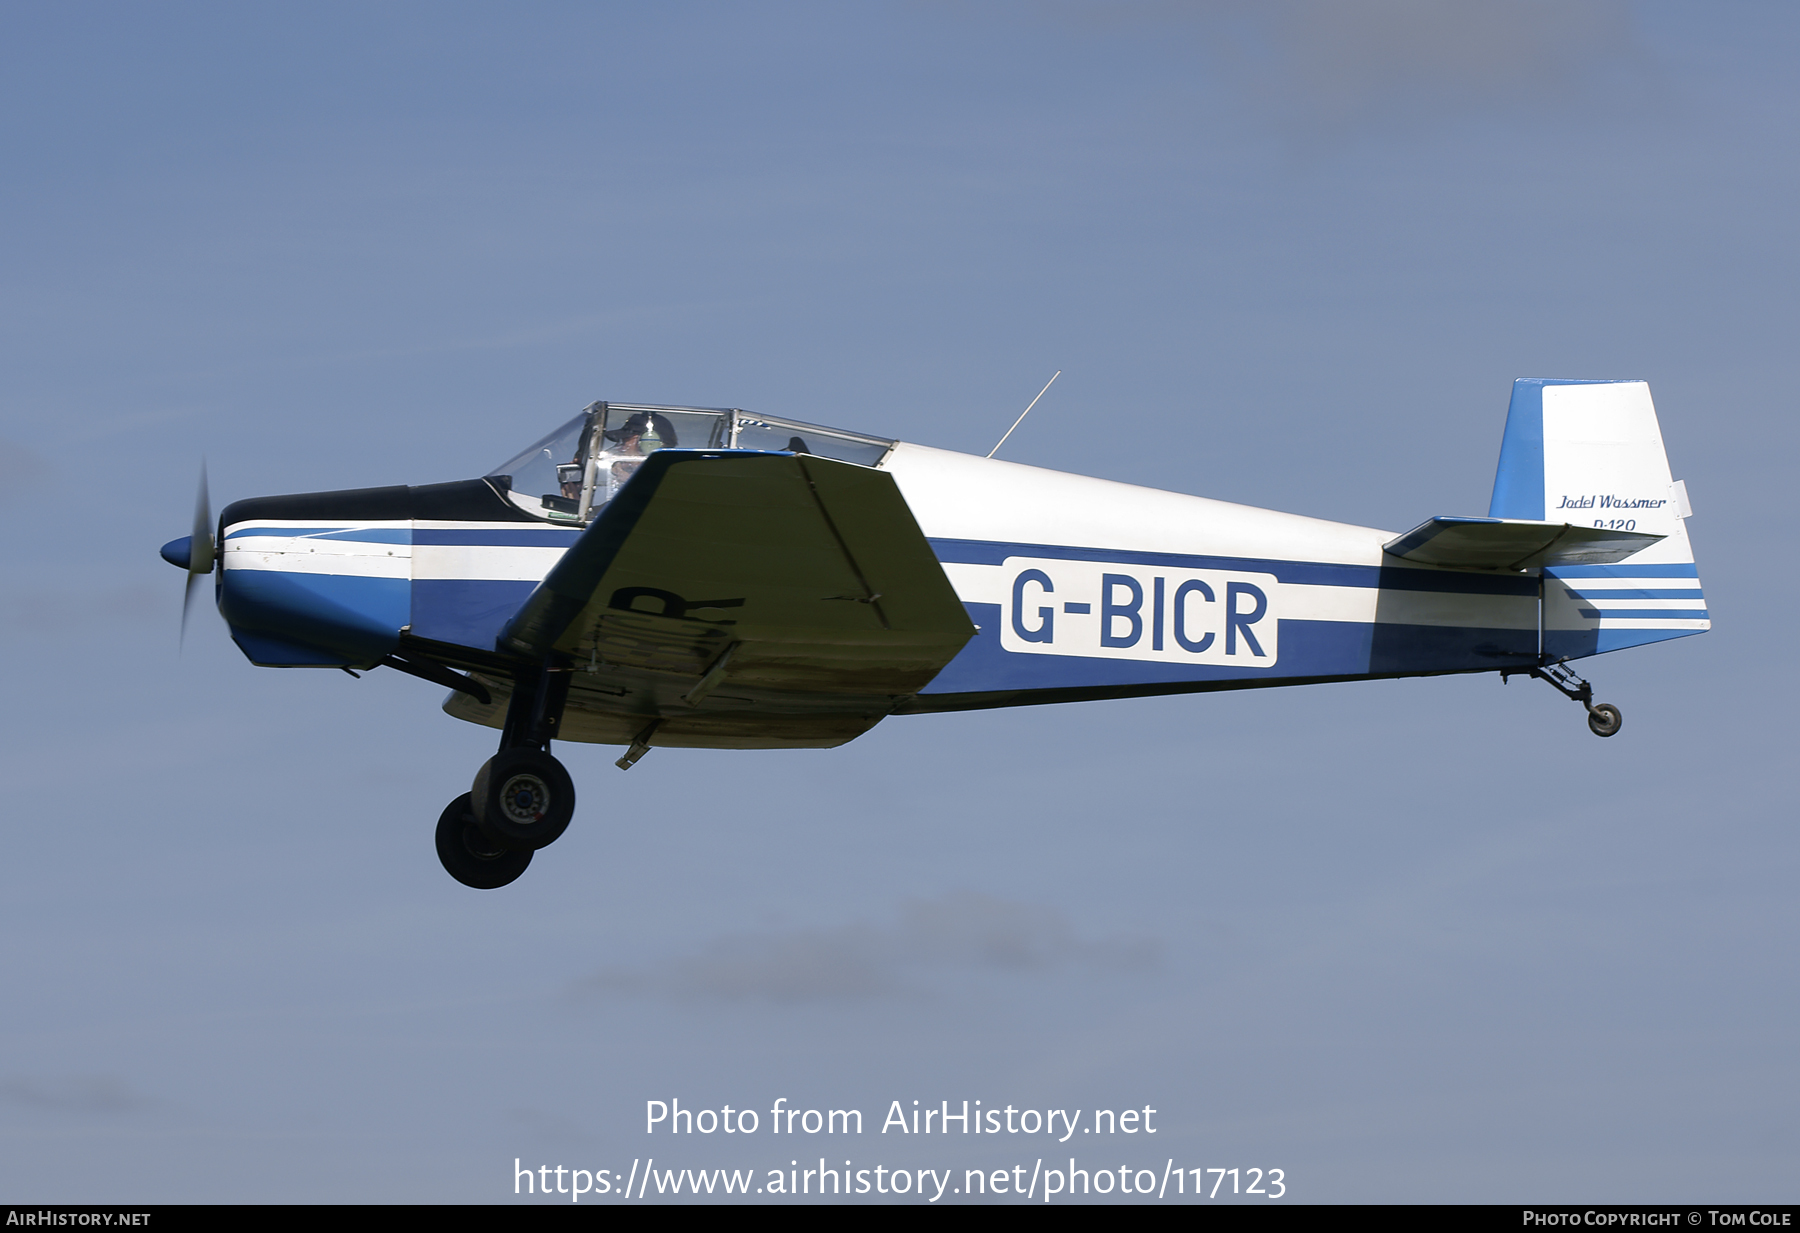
[636,413,676,454]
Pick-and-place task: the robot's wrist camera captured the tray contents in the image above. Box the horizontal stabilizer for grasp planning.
[1383,516,1662,571]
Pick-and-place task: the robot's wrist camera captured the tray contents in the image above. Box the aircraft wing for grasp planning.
[498,450,975,699]
[1383,516,1663,571]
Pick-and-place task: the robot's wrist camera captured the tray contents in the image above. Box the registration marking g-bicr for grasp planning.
[999,556,1279,667]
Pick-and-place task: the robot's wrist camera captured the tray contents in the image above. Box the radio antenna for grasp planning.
[987,370,1061,459]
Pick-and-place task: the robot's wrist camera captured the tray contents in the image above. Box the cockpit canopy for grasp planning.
[486,402,896,523]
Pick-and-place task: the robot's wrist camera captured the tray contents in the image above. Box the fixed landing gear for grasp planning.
[1503,661,1623,738]
[435,659,580,889]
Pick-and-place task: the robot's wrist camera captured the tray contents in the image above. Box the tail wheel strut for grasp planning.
[1503,661,1623,738]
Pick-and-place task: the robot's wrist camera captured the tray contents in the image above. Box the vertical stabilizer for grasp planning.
[1488,379,1707,660]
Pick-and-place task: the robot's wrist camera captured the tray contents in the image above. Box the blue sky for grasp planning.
[2,1,1795,1203]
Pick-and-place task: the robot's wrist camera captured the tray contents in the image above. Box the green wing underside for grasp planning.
[457,451,976,750]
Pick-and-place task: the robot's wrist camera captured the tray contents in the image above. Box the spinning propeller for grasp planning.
[158,463,215,644]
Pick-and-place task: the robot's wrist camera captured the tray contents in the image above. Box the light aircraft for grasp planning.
[161,379,1706,888]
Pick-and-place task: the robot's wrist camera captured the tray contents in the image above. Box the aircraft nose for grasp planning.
[160,536,193,570]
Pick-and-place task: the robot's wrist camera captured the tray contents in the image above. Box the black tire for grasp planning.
[471,748,576,850]
[435,793,532,889]
[1587,703,1623,738]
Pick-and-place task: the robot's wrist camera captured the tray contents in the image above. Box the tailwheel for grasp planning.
[1504,662,1626,739]
[472,748,576,850]
[435,793,532,889]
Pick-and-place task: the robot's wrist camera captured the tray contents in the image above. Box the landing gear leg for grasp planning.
[1503,661,1623,738]
[472,660,577,850]
[433,661,578,888]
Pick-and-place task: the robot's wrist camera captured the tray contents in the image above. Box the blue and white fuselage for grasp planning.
[204,382,1705,754]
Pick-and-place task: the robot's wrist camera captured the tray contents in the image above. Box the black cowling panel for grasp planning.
[220,477,539,526]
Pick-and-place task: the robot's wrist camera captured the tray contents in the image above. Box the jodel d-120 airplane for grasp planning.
[161,378,1705,888]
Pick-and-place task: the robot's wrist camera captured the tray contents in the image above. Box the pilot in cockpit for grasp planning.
[553,411,680,511]
[602,412,677,485]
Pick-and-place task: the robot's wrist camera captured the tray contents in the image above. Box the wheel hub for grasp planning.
[498,772,551,825]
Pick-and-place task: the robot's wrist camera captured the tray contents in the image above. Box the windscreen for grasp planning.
[487,412,590,518]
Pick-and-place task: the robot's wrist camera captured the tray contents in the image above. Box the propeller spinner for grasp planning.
[157,463,215,644]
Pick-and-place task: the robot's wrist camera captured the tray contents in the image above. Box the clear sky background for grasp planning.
[2,1,1794,1204]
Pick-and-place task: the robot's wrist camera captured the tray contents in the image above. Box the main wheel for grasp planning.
[1587,703,1622,738]
[472,748,576,850]
[435,793,532,889]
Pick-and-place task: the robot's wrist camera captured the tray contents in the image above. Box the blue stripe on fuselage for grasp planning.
[920,603,1535,694]
[1575,608,1708,621]
[928,538,1536,595]
[920,538,1544,696]
[413,528,582,547]
[1562,588,1702,600]
[224,526,412,543]
[224,526,581,547]
[1548,563,1700,579]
